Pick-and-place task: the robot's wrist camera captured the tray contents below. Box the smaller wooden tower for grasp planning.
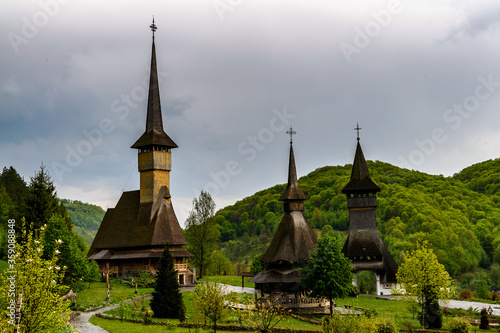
[251,128,317,294]
[341,124,398,295]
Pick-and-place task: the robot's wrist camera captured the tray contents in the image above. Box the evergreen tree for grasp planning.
[0,166,27,222]
[150,243,185,320]
[24,164,63,232]
[299,233,353,315]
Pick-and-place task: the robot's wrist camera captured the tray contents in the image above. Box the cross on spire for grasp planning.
[286,126,297,144]
[354,123,361,141]
[150,17,157,40]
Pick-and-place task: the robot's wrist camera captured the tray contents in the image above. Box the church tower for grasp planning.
[251,128,317,290]
[88,20,194,284]
[131,19,178,204]
[341,124,398,295]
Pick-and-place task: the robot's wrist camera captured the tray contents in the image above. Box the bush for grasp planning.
[322,312,373,333]
[446,317,472,333]
[479,308,490,330]
[459,289,473,299]
[374,318,397,333]
[143,310,153,325]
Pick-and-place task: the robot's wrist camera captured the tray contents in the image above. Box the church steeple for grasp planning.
[132,19,177,150]
[280,127,307,210]
[342,124,380,197]
[132,20,177,203]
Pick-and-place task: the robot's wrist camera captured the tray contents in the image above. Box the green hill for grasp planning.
[61,199,105,244]
[215,159,500,278]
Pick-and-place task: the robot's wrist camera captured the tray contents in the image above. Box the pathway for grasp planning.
[441,299,500,316]
[69,303,119,333]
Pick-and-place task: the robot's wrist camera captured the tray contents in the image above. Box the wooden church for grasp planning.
[250,130,323,307]
[88,21,195,285]
[341,127,398,295]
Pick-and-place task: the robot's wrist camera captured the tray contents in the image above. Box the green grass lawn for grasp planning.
[74,281,153,310]
[89,316,214,333]
[198,275,255,288]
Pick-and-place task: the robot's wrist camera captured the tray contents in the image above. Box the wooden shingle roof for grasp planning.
[342,141,380,195]
[131,41,177,149]
[88,187,187,257]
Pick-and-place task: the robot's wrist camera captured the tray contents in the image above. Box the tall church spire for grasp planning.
[342,125,380,196]
[280,127,307,202]
[132,19,177,149]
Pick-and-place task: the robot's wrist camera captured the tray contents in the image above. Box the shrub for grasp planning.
[374,318,397,333]
[459,289,473,299]
[479,308,490,330]
[143,310,153,325]
[322,312,373,333]
[446,317,472,333]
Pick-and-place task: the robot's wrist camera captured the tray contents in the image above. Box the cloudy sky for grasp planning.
[1,0,500,225]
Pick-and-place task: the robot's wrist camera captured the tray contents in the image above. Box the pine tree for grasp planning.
[150,243,185,320]
[24,163,62,232]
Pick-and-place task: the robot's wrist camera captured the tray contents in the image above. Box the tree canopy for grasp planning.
[396,241,452,328]
[299,232,353,315]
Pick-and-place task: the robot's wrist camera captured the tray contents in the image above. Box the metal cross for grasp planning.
[286,126,297,144]
[354,123,361,141]
[150,17,157,40]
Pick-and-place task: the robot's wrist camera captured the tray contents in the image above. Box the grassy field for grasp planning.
[78,276,496,332]
[74,281,153,310]
[198,275,255,288]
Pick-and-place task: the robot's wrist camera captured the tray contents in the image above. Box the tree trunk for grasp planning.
[330,296,333,315]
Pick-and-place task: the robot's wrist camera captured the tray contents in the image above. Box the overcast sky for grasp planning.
[2,0,500,225]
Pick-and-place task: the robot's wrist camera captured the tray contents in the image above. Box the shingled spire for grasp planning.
[280,136,307,202]
[132,19,177,149]
[342,130,380,196]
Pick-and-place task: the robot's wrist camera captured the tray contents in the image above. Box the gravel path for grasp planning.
[441,299,500,315]
[69,304,119,333]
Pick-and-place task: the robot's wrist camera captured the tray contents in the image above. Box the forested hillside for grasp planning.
[61,199,105,244]
[215,159,500,278]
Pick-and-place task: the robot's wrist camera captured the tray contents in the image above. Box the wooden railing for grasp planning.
[260,296,329,309]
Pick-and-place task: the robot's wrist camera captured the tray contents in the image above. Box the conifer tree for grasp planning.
[150,243,185,320]
[24,163,65,232]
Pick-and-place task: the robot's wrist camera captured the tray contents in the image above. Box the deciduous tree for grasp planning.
[299,233,353,315]
[185,191,219,278]
[193,282,231,333]
[0,221,71,332]
[396,241,452,329]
